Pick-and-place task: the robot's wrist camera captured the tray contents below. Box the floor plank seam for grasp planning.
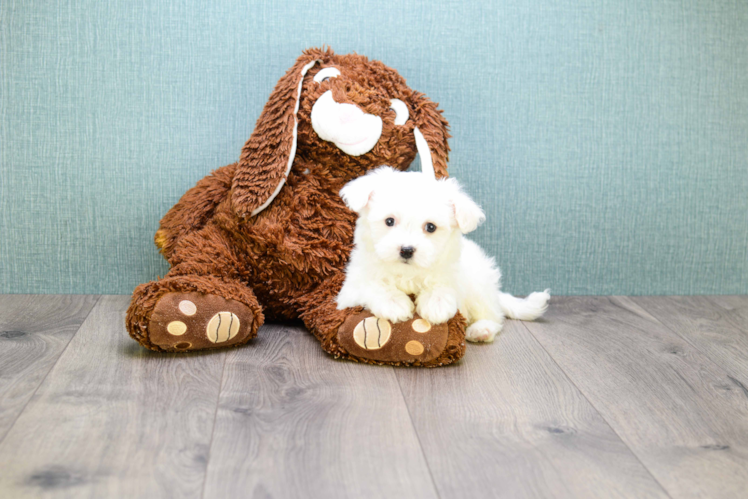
[0,294,102,447]
[394,370,442,499]
[199,350,229,499]
[633,298,748,388]
[704,296,748,335]
[516,319,674,499]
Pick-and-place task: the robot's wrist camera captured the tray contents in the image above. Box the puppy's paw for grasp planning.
[416,288,459,325]
[465,319,503,343]
[370,293,415,323]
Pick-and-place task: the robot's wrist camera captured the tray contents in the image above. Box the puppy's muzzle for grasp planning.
[399,246,415,260]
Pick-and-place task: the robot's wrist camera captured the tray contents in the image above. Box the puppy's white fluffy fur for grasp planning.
[336,167,550,343]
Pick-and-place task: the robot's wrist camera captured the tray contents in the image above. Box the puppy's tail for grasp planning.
[498,290,550,321]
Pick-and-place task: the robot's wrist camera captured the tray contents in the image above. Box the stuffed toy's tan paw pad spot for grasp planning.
[179,300,197,316]
[149,292,255,351]
[206,312,240,343]
[166,321,187,336]
[352,317,391,350]
[411,319,431,333]
[338,312,451,364]
[405,340,425,355]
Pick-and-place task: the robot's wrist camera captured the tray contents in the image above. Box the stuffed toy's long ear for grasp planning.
[411,92,451,180]
[231,53,322,218]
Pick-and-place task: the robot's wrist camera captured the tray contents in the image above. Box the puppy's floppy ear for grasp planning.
[231,48,331,219]
[444,179,485,234]
[411,92,451,180]
[339,166,395,213]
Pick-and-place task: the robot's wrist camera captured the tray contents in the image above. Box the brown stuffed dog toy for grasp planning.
[126,47,466,366]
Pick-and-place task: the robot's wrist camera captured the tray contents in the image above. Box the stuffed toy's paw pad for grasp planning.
[337,312,449,364]
[149,292,256,351]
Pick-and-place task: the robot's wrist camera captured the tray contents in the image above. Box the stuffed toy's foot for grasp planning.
[127,275,264,352]
[335,311,466,367]
[147,292,256,351]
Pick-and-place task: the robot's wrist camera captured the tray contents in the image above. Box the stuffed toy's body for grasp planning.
[126,48,466,366]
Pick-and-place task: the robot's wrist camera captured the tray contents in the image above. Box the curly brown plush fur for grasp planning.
[126,47,465,366]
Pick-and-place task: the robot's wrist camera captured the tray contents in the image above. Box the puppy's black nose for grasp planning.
[400,246,415,259]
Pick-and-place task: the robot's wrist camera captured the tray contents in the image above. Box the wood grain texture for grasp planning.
[202,323,437,499]
[631,296,748,387]
[704,296,748,336]
[396,319,667,498]
[0,294,98,443]
[0,295,227,498]
[2,294,748,498]
[706,295,748,314]
[524,296,748,498]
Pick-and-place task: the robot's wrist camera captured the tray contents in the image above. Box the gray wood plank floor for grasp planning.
[0,295,746,498]
[203,324,435,498]
[0,295,99,443]
[523,297,748,498]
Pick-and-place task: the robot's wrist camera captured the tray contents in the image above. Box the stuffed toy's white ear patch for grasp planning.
[389,99,409,125]
[314,67,340,83]
[413,127,435,179]
[311,91,383,156]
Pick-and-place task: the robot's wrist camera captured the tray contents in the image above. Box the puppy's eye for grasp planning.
[314,67,340,84]
[389,99,409,126]
[385,217,396,227]
[424,222,437,233]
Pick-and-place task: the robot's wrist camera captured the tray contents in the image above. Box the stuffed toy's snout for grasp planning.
[311,90,383,156]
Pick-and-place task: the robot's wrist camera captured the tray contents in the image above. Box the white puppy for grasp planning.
[336,166,550,342]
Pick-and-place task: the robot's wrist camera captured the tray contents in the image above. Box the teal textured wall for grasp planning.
[2,0,747,295]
